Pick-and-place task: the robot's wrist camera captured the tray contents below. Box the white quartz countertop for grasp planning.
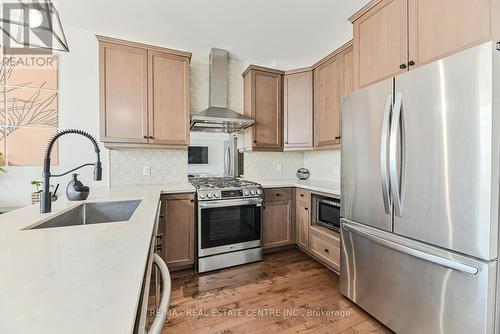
[0,183,192,334]
[245,178,340,197]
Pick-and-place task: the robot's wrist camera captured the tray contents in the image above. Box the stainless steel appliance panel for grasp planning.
[341,78,393,232]
[340,219,496,334]
[393,42,499,260]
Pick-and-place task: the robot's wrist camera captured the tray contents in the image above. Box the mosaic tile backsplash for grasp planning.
[110,149,188,186]
[243,151,304,180]
[304,150,340,182]
[243,149,340,183]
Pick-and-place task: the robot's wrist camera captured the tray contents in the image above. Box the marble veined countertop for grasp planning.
[0,183,193,334]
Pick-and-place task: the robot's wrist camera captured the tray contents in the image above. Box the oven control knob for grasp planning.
[213,192,219,198]
[250,189,256,195]
[256,189,262,195]
[199,193,207,199]
[207,192,214,199]
[243,189,250,196]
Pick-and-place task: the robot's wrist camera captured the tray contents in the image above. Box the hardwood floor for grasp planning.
[161,249,392,334]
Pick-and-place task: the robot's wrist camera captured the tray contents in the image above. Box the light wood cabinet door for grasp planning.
[161,193,195,269]
[243,69,283,151]
[263,200,292,249]
[296,200,310,250]
[341,44,354,97]
[148,51,190,146]
[408,0,493,68]
[314,57,341,148]
[284,71,313,149]
[353,0,408,88]
[99,42,148,143]
[252,70,283,150]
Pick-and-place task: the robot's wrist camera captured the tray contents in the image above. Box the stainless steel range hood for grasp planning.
[190,48,255,133]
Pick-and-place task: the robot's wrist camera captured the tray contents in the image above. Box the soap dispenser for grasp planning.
[66,173,90,201]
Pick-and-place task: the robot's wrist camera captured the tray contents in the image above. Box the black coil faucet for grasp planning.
[41,129,102,213]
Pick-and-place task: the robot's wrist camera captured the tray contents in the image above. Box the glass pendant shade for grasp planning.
[0,0,69,52]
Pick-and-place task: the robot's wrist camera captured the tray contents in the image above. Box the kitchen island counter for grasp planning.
[0,184,188,334]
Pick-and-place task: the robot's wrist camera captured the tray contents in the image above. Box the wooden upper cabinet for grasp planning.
[283,69,313,149]
[99,41,148,143]
[97,36,191,148]
[351,0,408,89]
[341,44,354,97]
[408,0,494,68]
[350,0,500,88]
[148,51,190,146]
[314,56,341,148]
[243,65,284,151]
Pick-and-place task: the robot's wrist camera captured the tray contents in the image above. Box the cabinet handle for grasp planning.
[190,199,194,203]
[143,135,149,139]
[276,193,281,197]
[324,248,329,253]
[335,136,341,140]
[300,194,304,197]
[149,136,154,139]
[399,63,407,69]
[408,60,415,66]
[305,207,309,211]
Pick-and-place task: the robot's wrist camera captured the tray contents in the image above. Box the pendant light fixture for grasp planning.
[0,0,69,52]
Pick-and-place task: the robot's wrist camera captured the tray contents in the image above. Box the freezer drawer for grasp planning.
[340,219,497,334]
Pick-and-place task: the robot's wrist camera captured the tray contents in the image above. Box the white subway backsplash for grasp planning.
[110,149,188,186]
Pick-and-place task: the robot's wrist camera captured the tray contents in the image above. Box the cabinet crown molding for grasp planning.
[242,64,285,77]
[312,40,353,69]
[96,35,192,59]
[348,0,384,23]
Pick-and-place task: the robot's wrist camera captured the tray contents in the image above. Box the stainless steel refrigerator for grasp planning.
[340,41,500,334]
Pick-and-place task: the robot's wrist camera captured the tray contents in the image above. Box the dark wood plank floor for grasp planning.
[162,249,391,334]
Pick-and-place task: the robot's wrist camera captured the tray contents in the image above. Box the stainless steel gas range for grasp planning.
[189,177,263,273]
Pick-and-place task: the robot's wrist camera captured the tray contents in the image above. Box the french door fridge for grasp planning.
[340,41,500,334]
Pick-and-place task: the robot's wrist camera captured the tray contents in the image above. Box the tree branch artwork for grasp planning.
[0,57,58,147]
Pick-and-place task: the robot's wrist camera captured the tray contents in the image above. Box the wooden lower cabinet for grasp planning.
[309,227,341,272]
[263,188,295,250]
[159,193,195,269]
[296,188,310,250]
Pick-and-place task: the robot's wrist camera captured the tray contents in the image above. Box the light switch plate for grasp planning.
[334,165,340,175]
[276,164,282,173]
[143,165,151,176]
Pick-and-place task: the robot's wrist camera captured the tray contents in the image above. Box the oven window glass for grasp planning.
[201,205,261,249]
[318,201,341,230]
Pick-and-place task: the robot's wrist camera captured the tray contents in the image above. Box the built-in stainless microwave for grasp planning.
[312,195,341,232]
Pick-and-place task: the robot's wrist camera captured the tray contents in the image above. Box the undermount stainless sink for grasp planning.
[28,200,142,230]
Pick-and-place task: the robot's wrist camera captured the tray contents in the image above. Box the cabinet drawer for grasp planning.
[296,188,309,203]
[264,188,292,202]
[309,230,340,271]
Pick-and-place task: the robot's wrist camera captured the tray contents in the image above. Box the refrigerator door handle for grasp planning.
[380,95,392,214]
[342,223,479,276]
[389,92,407,217]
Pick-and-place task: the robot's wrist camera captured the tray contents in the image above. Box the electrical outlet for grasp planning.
[143,165,151,176]
[334,165,340,175]
[276,164,282,173]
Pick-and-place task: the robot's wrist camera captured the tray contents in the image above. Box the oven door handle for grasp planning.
[199,198,263,209]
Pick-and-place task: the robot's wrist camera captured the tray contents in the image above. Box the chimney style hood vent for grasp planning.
[190,48,255,133]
